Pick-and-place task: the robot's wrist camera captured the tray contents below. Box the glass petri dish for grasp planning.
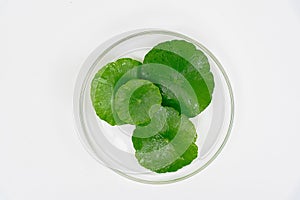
[73,29,234,184]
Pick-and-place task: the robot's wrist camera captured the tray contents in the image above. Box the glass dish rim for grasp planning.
[73,29,235,185]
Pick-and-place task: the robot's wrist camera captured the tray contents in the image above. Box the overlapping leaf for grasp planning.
[90,58,141,125]
[132,107,198,173]
[143,40,214,117]
[114,79,162,125]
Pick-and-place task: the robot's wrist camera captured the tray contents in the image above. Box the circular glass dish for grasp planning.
[73,29,234,184]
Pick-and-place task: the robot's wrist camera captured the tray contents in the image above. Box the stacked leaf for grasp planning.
[132,106,198,173]
[90,58,141,125]
[114,79,162,126]
[143,40,214,117]
[90,40,214,173]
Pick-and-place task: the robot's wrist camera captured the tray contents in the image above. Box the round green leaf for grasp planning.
[132,107,198,173]
[143,40,215,117]
[114,79,162,125]
[90,58,141,126]
[137,63,199,118]
[155,143,198,173]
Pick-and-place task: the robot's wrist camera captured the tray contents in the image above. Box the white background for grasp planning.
[1,0,300,199]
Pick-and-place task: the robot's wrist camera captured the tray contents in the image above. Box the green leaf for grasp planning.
[143,40,215,117]
[155,143,198,173]
[114,79,162,125]
[132,107,198,173]
[137,63,199,118]
[90,58,141,125]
